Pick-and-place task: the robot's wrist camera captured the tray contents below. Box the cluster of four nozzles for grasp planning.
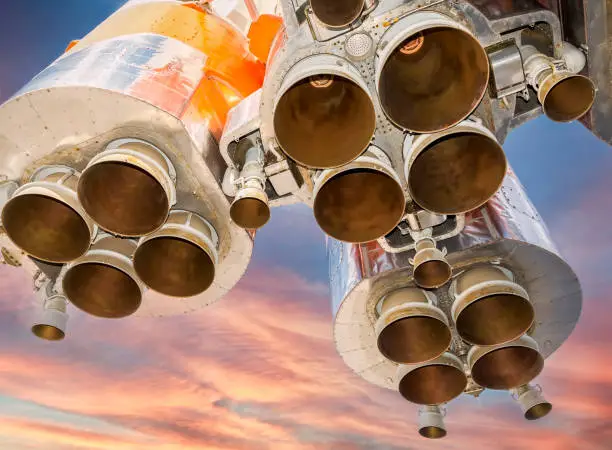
[1,140,220,319]
[376,265,543,405]
[273,12,507,244]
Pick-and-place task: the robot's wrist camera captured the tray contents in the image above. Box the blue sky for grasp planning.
[0,2,611,449]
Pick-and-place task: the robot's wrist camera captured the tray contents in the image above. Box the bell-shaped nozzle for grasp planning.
[32,288,68,341]
[412,238,452,289]
[376,288,451,364]
[511,384,552,420]
[404,121,507,215]
[231,185,270,229]
[451,265,534,346]
[229,147,270,230]
[274,55,376,169]
[468,335,544,390]
[397,353,467,405]
[63,234,144,318]
[521,45,595,123]
[538,72,595,122]
[134,210,218,298]
[310,0,365,28]
[78,140,176,236]
[1,166,96,263]
[418,405,447,439]
[377,12,489,133]
[313,150,405,243]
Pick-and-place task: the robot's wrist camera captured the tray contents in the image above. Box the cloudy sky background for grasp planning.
[0,1,611,449]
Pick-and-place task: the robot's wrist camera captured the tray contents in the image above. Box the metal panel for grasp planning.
[329,169,581,390]
[0,34,254,317]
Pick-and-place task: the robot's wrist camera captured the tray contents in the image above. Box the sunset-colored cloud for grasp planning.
[2,164,612,449]
[1,249,611,450]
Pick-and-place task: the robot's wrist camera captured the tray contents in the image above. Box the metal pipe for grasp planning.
[244,0,259,21]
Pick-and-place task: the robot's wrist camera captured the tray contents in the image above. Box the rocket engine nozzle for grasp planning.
[63,235,143,319]
[538,72,596,122]
[1,166,96,263]
[273,55,376,169]
[412,238,452,289]
[418,405,447,439]
[377,12,489,133]
[310,0,365,28]
[230,186,270,230]
[451,265,535,346]
[313,152,405,243]
[468,335,544,390]
[230,147,270,230]
[78,141,176,237]
[521,45,596,123]
[404,121,507,215]
[512,384,553,420]
[397,352,467,405]
[375,288,451,364]
[32,292,68,342]
[134,210,218,298]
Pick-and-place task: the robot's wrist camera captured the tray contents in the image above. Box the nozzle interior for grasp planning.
[134,236,215,298]
[63,262,142,318]
[2,194,91,263]
[230,197,270,230]
[274,75,376,168]
[543,75,596,122]
[414,260,452,289]
[419,426,447,439]
[399,364,467,405]
[314,168,405,243]
[31,324,65,341]
[525,402,552,420]
[310,0,365,28]
[379,27,489,132]
[408,132,506,214]
[79,162,169,236]
[471,345,544,390]
[378,316,451,364]
[456,293,534,346]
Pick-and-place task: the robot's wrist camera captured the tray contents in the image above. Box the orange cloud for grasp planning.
[0,186,612,450]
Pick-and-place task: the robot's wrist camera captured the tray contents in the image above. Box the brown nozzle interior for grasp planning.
[414,260,452,289]
[31,324,65,341]
[310,0,365,27]
[314,168,405,243]
[379,27,489,132]
[408,132,507,214]
[471,345,544,390]
[378,316,451,364]
[134,236,215,298]
[456,293,534,346]
[543,75,596,122]
[455,266,534,346]
[78,162,169,236]
[419,426,447,439]
[63,262,142,319]
[230,197,271,230]
[525,402,552,420]
[2,194,91,263]
[274,75,376,168]
[399,364,467,405]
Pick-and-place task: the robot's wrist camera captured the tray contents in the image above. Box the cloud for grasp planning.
[0,259,611,450]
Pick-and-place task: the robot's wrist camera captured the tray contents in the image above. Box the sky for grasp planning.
[0,1,611,449]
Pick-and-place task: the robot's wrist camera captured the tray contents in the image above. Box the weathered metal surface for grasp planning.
[0,33,254,317]
[329,169,581,390]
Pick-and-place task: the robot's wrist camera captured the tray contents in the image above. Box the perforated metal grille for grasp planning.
[345,33,373,60]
